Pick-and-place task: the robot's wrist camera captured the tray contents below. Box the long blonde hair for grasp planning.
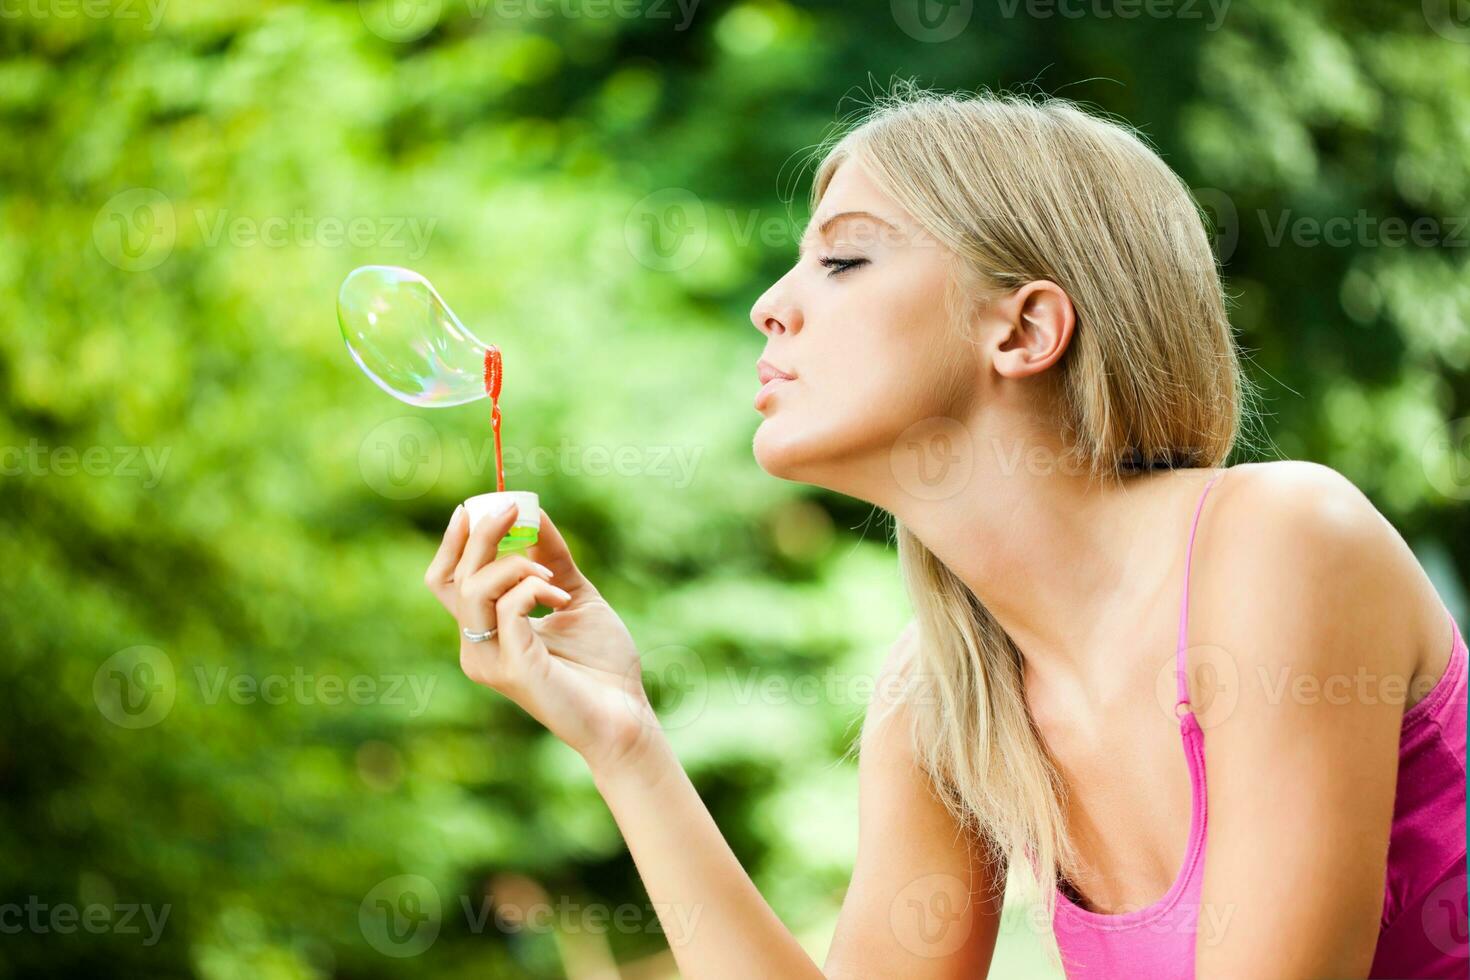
[811,85,1258,963]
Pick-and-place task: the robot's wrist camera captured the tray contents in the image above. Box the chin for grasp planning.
[752,417,809,481]
[752,411,875,492]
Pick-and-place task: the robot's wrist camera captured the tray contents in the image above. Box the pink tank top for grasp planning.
[1052,470,1470,978]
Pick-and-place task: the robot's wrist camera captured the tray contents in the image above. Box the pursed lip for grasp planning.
[756,359,796,384]
[754,360,796,412]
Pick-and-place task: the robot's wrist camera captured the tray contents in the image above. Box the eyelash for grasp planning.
[819,256,868,277]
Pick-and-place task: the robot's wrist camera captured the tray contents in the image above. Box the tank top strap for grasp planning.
[1175,470,1227,712]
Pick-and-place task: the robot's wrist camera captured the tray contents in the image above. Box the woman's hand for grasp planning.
[423,501,659,775]
[427,503,830,980]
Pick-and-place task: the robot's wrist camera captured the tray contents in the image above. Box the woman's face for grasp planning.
[749,159,977,499]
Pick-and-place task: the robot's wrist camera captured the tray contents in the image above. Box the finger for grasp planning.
[527,509,596,599]
[495,575,572,658]
[457,554,555,633]
[453,501,519,584]
[424,505,470,595]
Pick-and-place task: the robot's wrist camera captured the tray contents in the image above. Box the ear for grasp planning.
[989,280,1076,380]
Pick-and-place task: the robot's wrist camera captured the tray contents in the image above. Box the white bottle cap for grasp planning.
[463,490,540,533]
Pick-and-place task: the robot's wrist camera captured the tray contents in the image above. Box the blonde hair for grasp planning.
[810,85,1258,965]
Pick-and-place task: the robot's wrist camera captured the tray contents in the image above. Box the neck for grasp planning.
[855,407,1206,680]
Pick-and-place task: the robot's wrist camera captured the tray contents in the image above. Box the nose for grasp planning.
[750,281,803,337]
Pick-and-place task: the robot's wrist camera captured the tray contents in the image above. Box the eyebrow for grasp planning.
[797,210,900,259]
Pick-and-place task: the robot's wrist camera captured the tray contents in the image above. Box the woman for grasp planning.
[421,89,1468,978]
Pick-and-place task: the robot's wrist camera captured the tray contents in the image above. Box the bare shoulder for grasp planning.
[1193,460,1448,702]
[1187,461,1436,974]
[1210,459,1384,540]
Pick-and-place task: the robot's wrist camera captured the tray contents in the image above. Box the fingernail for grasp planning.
[448,504,463,529]
[551,586,571,601]
[531,562,554,579]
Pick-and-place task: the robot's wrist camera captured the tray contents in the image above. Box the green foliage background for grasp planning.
[1,0,1466,976]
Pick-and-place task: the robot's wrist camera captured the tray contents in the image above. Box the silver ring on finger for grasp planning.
[462,625,498,643]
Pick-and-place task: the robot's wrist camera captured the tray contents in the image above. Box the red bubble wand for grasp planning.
[484,346,505,493]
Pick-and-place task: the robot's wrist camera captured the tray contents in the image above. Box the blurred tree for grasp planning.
[0,1,1463,977]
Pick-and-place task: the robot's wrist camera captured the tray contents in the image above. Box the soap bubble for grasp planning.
[338,265,491,407]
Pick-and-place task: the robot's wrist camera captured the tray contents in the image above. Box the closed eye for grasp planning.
[819,256,868,277]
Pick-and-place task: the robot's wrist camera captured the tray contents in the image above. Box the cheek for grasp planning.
[753,260,971,478]
[756,327,966,479]
[816,340,934,421]
[816,279,967,422]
